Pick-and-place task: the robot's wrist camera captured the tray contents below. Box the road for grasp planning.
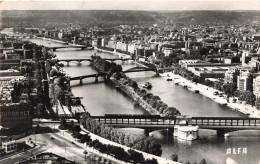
[0,123,106,164]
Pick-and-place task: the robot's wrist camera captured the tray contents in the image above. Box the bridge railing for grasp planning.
[92,116,260,127]
[92,117,176,125]
[191,117,260,126]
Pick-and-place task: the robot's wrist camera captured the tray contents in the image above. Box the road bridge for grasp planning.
[91,115,260,136]
[57,58,133,65]
[46,45,88,51]
[123,66,174,76]
[69,72,108,84]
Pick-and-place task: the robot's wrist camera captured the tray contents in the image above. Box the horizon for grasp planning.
[0,0,260,11]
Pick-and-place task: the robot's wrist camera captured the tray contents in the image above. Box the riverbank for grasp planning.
[161,72,260,118]
[36,36,67,44]
[110,78,162,115]
[80,125,179,164]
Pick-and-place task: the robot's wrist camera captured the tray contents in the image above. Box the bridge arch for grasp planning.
[123,66,156,73]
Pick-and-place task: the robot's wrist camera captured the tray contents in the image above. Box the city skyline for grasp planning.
[0,0,260,11]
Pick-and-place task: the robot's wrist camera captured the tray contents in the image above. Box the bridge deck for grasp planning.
[92,116,260,130]
[70,73,107,81]
[57,58,133,62]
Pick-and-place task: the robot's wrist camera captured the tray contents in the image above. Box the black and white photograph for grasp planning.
[0,0,260,163]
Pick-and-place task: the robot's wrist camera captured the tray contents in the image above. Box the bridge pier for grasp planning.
[53,48,56,52]
[79,77,83,85]
[156,69,159,77]
[168,128,174,135]
[144,129,153,136]
[81,47,85,50]
[67,61,70,66]
[216,129,232,136]
[95,76,98,83]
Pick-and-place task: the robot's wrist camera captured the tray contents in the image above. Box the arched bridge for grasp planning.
[123,66,156,73]
[123,66,174,76]
[46,45,88,51]
[69,72,108,84]
[91,115,260,135]
[57,58,133,65]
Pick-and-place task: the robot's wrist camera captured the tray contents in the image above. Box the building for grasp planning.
[225,67,240,83]
[116,42,128,52]
[188,67,227,79]
[2,140,18,153]
[253,75,260,98]
[179,59,200,66]
[0,69,20,77]
[0,59,20,70]
[4,51,20,60]
[237,69,252,92]
[163,48,173,56]
[0,103,32,130]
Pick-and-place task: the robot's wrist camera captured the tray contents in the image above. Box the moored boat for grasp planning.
[194,90,199,93]
[141,82,152,89]
[174,125,199,141]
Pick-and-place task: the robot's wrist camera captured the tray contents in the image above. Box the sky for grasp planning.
[0,0,260,11]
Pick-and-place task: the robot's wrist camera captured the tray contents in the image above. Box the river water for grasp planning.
[28,38,260,164]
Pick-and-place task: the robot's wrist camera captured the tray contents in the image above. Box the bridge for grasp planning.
[91,115,260,136]
[123,66,174,76]
[69,72,108,84]
[46,45,88,51]
[57,58,133,65]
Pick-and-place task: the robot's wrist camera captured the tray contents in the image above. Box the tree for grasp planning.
[80,133,92,143]
[83,150,88,161]
[243,91,256,105]
[165,107,180,117]
[221,83,236,97]
[185,161,191,164]
[234,90,241,97]
[170,153,178,161]
[60,117,67,129]
[255,97,260,110]
[214,82,223,91]
[36,103,45,115]
[132,137,162,156]
[128,149,144,163]
[49,68,59,77]
[143,158,159,164]
[200,158,207,164]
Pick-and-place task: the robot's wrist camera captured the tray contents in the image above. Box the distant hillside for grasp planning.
[0,10,259,27]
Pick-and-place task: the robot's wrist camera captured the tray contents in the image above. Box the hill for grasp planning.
[0,10,259,28]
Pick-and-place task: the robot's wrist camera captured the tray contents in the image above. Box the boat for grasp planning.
[166,78,173,81]
[174,125,199,141]
[194,90,200,93]
[224,133,230,137]
[141,82,152,89]
[174,81,179,85]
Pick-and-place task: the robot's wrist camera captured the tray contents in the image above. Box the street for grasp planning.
[1,123,89,164]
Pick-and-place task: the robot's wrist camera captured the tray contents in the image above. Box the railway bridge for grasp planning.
[91,115,260,136]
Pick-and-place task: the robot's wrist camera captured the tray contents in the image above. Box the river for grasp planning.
[28,38,260,164]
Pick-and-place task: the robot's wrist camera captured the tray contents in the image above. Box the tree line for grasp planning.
[114,72,181,117]
[91,55,123,76]
[80,113,162,157]
[59,117,159,164]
